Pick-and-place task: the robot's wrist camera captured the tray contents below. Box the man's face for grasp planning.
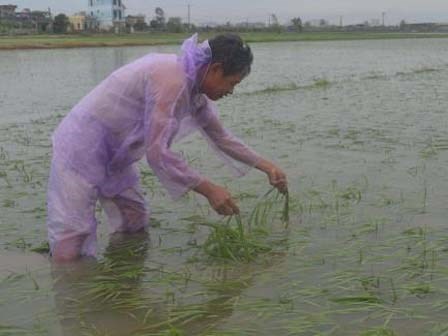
[201,64,244,101]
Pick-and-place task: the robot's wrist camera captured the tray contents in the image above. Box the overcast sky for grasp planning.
[9,0,448,25]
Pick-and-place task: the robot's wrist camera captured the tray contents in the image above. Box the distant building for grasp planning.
[435,23,448,32]
[400,22,448,33]
[400,22,437,32]
[0,4,17,19]
[235,21,266,30]
[125,14,146,32]
[369,19,381,27]
[69,11,99,32]
[69,12,86,32]
[308,19,329,27]
[88,0,125,31]
[199,21,219,28]
[12,8,53,33]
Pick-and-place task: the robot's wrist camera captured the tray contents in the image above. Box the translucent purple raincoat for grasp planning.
[47,34,261,256]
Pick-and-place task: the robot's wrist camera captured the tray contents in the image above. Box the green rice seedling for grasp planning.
[6,237,31,250]
[421,180,428,214]
[382,148,396,164]
[201,216,271,262]
[281,191,290,227]
[0,170,11,187]
[405,282,432,298]
[330,295,382,305]
[427,323,448,336]
[359,327,397,336]
[389,278,398,304]
[72,235,150,310]
[1,272,26,285]
[0,146,9,161]
[414,67,438,74]
[247,188,290,229]
[247,188,275,230]
[0,325,29,335]
[254,82,300,95]
[303,78,331,90]
[201,188,289,262]
[163,326,185,336]
[13,161,33,183]
[420,137,438,159]
[14,132,32,146]
[2,199,15,208]
[331,180,362,205]
[305,188,329,213]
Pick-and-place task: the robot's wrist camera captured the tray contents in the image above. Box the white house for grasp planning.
[87,0,125,31]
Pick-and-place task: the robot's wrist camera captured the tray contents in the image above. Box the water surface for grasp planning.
[2,39,448,335]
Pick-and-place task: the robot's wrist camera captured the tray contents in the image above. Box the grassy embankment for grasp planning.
[1,31,448,50]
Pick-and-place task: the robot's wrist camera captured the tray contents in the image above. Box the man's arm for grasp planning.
[198,99,288,193]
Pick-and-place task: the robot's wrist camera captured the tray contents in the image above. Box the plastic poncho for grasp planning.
[50,34,261,200]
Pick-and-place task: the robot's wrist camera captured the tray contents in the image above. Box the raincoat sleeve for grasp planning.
[144,63,204,200]
[195,97,262,176]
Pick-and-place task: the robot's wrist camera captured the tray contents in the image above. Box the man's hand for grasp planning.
[256,159,288,194]
[194,180,240,216]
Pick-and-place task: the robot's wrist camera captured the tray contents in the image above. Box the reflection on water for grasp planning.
[89,48,127,84]
[0,44,176,124]
[50,231,280,336]
[52,232,150,336]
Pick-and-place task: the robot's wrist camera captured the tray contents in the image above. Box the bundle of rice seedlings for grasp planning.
[202,189,290,262]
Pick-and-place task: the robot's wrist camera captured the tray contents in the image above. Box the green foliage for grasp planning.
[291,17,302,32]
[166,17,184,33]
[150,7,166,30]
[53,13,70,34]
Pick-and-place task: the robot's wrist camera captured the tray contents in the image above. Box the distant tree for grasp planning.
[155,7,164,21]
[319,19,328,27]
[53,13,70,33]
[183,22,196,32]
[270,13,279,26]
[166,17,183,33]
[150,7,165,30]
[291,17,302,32]
[399,20,407,31]
[269,13,283,33]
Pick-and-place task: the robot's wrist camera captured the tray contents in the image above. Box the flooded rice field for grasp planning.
[2,38,448,335]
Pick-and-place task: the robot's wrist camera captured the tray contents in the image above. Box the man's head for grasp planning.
[200,34,253,101]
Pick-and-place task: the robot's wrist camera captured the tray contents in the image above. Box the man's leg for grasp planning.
[47,158,99,262]
[100,184,149,234]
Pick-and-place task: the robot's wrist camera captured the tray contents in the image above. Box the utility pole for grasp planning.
[382,12,386,26]
[187,3,191,31]
[339,16,343,27]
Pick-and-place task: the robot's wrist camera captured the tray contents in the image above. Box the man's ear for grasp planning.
[209,63,224,75]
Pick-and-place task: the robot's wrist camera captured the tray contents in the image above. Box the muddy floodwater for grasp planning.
[2,38,448,335]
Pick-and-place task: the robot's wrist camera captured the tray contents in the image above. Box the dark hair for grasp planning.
[208,34,253,77]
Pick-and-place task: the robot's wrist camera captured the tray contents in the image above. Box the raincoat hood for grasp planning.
[179,34,212,92]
